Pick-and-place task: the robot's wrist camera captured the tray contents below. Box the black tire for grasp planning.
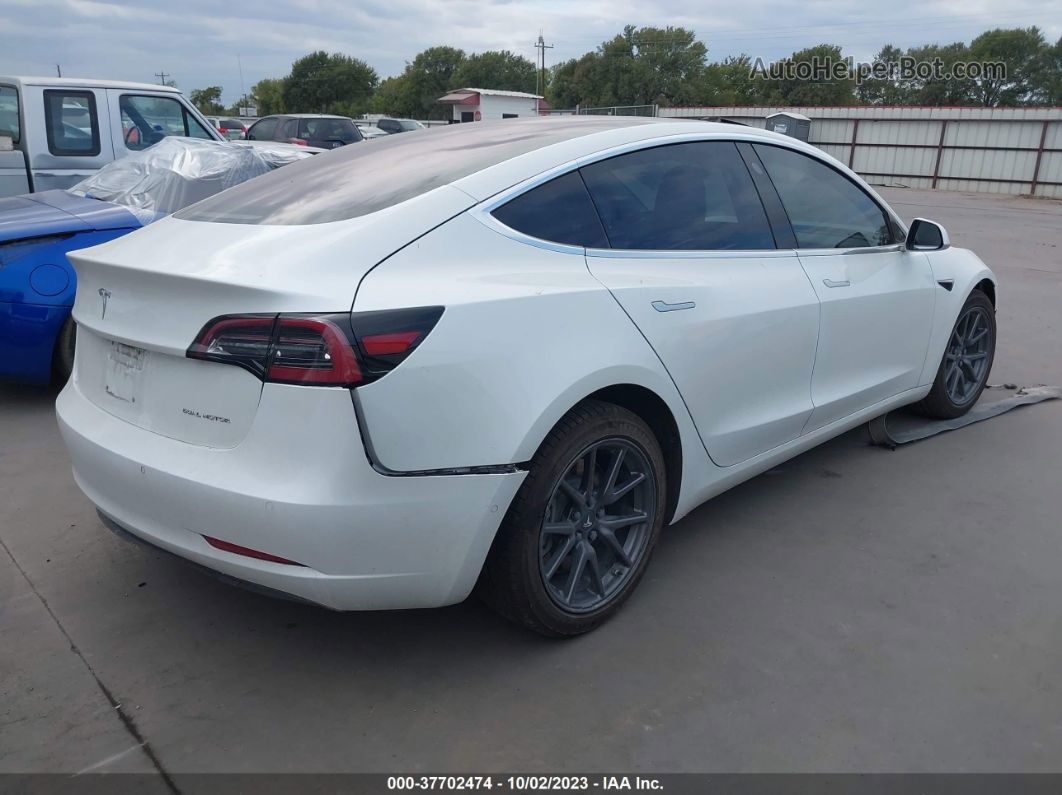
[914,289,995,419]
[52,316,76,384]
[478,400,667,637]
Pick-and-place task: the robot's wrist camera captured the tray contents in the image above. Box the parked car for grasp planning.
[57,117,997,636]
[376,118,425,134]
[0,137,315,384]
[246,114,363,148]
[354,122,390,139]
[206,116,249,140]
[0,76,224,198]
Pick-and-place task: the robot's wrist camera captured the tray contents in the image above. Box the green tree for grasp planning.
[549,26,706,108]
[699,54,770,105]
[249,78,286,116]
[403,46,466,119]
[370,75,414,115]
[453,50,536,93]
[190,86,224,115]
[968,27,1048,105]
[1031,35,1062,104]
[282,51,378,114]
[856,45,908,104]
[902,42,975,105]
[762,44,856,105]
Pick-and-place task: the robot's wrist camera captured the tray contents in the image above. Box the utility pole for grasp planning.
[534,33,553,100]
[237,54,245,105]
[55,64,61,77]
[154,70,170,86]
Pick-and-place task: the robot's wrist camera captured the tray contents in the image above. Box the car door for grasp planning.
[581,141,821,467]
[752,144,936,433]
[245,116,279,142]
[31,86,113,191]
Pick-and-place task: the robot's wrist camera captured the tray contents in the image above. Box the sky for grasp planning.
[1,0,1059,104]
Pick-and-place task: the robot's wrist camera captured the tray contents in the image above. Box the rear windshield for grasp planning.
[175,117,656,225]
[299,117,360,143]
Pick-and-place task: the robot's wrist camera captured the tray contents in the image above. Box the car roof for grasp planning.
[0,76,182,93]
[267,114,353,120]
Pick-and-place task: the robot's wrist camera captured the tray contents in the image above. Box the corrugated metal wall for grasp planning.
[659,106,1062,198]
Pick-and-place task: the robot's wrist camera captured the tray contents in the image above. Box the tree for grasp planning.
[968,27,1047,105]
[282,51,378,114]
[453,50,536,93]
[762,44,856,105]
[250,78,286,116]
[902,42,975,105]
[548,26,706,109]
[699,54,770,105]
[403,46,467,119]
[1031,35,1062,104]
[370,75,413,115]
[856,45,907,104]
[190,86,224,115]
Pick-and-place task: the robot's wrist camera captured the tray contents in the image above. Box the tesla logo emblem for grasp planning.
[98,288,112,319]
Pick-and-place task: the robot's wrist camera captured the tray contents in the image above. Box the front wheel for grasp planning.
[478,400,667,636]
[914,289,995,419]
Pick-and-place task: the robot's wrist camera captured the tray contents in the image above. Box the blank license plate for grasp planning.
[105,342,146,403]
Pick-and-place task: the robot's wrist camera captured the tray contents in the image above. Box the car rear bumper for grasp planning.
[56,378,526,610]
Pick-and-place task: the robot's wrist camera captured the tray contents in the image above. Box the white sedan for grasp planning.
[57,118,997,635]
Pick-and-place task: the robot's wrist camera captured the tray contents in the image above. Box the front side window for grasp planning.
[0,85,19,143]
[753,144,892,249]
[492,170,608,248]
[580,141,776,250]
[247,117,278,141]
[44,90,100,156]
[120,94,213,150]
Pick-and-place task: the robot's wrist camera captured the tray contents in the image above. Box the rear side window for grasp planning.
[0,85,19,143]
[580,142,775,250]
[492,171,608,248]
[44,90,100,156]
[753,144,891,249]
[248,117,278,140]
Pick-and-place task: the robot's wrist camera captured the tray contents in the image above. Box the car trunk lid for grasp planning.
[67,185,473,448]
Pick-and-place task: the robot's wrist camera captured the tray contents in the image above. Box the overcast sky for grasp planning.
[2,0,1059,104]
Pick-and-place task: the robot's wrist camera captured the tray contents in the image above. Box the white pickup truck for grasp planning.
[0,76,224,198]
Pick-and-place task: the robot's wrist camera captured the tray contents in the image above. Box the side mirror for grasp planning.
[907,218,949,251]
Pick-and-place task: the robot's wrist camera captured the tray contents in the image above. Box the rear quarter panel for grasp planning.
[351,212,716,520]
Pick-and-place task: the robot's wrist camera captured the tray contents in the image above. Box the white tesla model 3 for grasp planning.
[57,117,997,635]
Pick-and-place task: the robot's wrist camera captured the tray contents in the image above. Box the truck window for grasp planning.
[0,86,18,143]
[44,90,100,156]
[120,94,213,150]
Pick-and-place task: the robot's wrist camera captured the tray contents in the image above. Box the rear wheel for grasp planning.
[914,289,995,419]
[479,400,666,636]
[52,316,76,384]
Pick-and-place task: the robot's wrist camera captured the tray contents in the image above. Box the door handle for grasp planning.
[823,279,850,288]
[652,300,696,313]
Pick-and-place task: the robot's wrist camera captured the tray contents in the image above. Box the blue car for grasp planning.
[0,190,138,383]
[0,138,316,384]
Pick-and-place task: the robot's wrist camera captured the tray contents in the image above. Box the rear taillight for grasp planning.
[187,307,443,387]
[288,137,308,146]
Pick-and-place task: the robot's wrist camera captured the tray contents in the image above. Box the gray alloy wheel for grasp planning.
[914,289,995,420]
[943,304,993,407]
[477,399,667,636]
[538,438,656,614]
